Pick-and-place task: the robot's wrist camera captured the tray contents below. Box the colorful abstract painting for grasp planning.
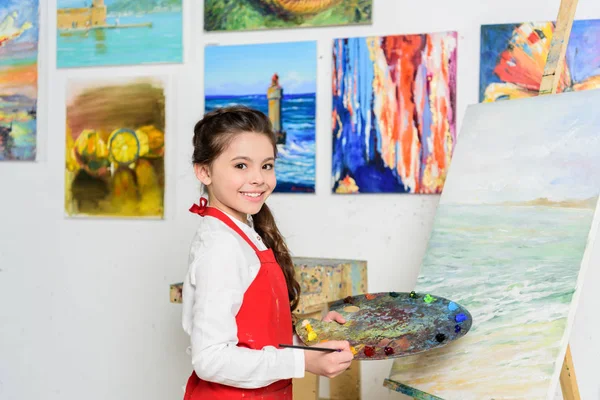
[204,0,371,32]
[480,19,600,102]
[387,90,600,399]
[205,42,316,193]
[65,77,165,218]
[0,0,38,161]
[56,0,182,68]
[332,32,457,194]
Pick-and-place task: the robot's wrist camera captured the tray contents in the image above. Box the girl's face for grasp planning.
[194,131,277,223]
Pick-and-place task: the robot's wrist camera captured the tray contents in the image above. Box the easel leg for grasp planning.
[539,1,581,400]
[560,345,580,400]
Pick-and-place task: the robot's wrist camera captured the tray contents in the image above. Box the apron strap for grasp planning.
[189,197,261,253]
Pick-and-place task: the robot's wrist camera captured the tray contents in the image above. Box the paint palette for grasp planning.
[295,291,472,360]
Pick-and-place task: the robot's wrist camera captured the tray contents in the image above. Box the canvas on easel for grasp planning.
[383,86,600,399]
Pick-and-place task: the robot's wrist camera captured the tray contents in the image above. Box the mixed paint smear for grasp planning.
[295,291,472,360]
[332,32,457,194]
[0,0,38,161]
[480,19,600,102]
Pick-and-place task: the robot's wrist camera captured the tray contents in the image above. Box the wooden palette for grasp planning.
[295,291,473,360]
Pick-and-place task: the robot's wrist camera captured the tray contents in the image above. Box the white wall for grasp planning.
[1,0,600,399]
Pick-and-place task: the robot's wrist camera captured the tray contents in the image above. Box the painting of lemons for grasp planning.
[65,77,165,218]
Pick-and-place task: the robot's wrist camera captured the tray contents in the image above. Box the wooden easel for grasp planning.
[540,0,581,398]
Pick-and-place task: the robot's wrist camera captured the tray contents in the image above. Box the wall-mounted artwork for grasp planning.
[332,32,457,194]
[205,41,316,193]
[480,19,600,102]
[65,77,165,218]
[204,0,371,32]
[387,90,600,399]
[0,0,38,161]
[56,0,182,68]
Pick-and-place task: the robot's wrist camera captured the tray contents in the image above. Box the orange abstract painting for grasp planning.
[332,32,457,194]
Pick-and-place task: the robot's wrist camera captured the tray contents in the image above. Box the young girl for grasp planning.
[181,105,354,399]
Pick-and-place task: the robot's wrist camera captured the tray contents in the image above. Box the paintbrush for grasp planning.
[279,344,341,352]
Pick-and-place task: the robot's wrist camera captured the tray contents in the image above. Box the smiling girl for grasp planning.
[181,106,353,399]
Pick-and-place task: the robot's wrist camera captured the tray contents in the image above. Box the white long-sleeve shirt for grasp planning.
[181,210,305,388]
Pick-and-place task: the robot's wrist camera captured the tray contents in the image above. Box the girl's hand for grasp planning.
[304,340,354,378]
[322,311,346,324]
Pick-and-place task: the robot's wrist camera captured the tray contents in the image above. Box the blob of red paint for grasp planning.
[363,346,375,357]
[384,346,394,356]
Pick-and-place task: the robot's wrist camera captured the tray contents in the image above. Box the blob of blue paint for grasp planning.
[448,302,459,311]
[454,325,461,333]
[455,313,467,323]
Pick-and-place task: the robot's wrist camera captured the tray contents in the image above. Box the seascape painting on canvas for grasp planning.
[65,77,165,218]
[388,90,600,399]
[480,19,600,102]
[204,0,371,31]
[204,41,316,193]
[0,0,38,161]
[56,0,182,68]
[332,32,457,194]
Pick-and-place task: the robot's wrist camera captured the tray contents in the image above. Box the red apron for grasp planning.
[184,199,294,399]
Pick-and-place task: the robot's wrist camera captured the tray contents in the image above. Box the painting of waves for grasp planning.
[387,89,600,399]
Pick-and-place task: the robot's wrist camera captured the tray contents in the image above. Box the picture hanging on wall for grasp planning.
[332,32,457,194]
[204,0,372,32]
[480,19,600,102]
[0,0,38,161]
[65,76,165,218]
[205,41,317,194]
[56,0,182,68]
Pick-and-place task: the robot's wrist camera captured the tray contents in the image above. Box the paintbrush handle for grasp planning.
[279,344,340,352]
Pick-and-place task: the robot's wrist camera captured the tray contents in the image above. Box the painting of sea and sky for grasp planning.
[65,77,165,218]
[0,0,38,161]
[56,0,182,68]
[204,0,371,31]
[387,90,600,400]
[205,41,316,193]
[332,32,457,194]
[480,19,600,102]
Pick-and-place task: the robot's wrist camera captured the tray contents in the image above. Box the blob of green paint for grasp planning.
[423,294,435,303]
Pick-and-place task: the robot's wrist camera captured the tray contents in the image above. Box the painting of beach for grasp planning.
[332,32,457,194]
[0,0,38,161]
[205,41,316,193]
[480,19,600,102]
[204,0,371,31]
[56,0,182,68]
[65,76,165,218]
[387,90,600,399]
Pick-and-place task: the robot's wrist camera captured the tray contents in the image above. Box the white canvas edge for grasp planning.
[545,196,600,400]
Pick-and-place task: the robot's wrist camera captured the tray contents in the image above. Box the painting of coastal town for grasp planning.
[480,19,600,102]
[0,0,38,161]
[204,0,372,31]
[205,41,317,193]
[56,0,182,68]
[65,76,165,218]
[386,90,600,399]
[332,32,457,194]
